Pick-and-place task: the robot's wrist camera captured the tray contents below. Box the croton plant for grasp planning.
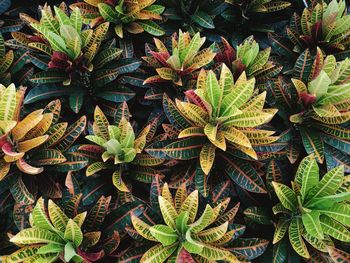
[0,0,349,262]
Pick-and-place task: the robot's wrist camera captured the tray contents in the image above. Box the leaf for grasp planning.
[308,165,344,199]
[0,84,16,121]
[131,214,157,241]
[222,156,266,193]
[288,218,310,258]
[302,211,324,239]
[320,215,350,242]
[190,204,214,233]
[12,109,44,141]
[112,167,129,192]
[206,71,221,115]
[158,196,178,228]
[272,182,297,212]
[197,221,228,243]
[48,200,69,233]
[308,71,331,97]
[192,11,215,29]
[179,190,198,223]
[10,228,64,246]
[273,219,288,244]
[300,128,324,163]
[229,238,269,260]
[327,247,350,262]
[163,137,205,160]
[319,203,350,227]
[64,219,83,247]
[295,155,319,200]
[140,243,177,263]
[97,3,118,22]
[199,143,216,175]
[138,20,165,36]
[149,224,178,246]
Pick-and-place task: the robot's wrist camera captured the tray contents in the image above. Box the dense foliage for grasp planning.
[0,0,349,262]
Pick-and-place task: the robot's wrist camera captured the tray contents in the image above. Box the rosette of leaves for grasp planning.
[23,4,108,86]
[11,4,138,113]
[148,65,278,177]
[160,0,227,35]
[0,85,87,180]
[0,92,87,205]
[270,0,350,68]
[0,84,54,178]
[143,30,216,89]
[71,0,165,38]
[131,182,247,262]
[271,155,350,259]
[214,36,282,89]
[61,194,121,262]
[83,104,163,192]
[222,0,291,35]
[3,197,85,262]
[269,49,350,166]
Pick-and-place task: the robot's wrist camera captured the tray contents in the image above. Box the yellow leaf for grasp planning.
[17,135,49,153]
[176,100,209,126]
[24,113,53,139]
[112,167,129,192]
[179,190,198,223]
[162,183,173,205]
[208,131,226,151]
[93,106,110,140]
[131,214,157,241]
[12,109,44,141]
[221,126,252,148]
[200,143,216,175]
[178,127,204,138]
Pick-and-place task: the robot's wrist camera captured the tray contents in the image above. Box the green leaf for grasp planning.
[141,243,177,262]
[10,228,64,246]
[295,155,319,200]
[31,23,67,54]
[64,242,78,262]
[158,196,178,228]
[37,243,64,254]
[175,211,189,234]
[190,204,214,233]
[179,190,199,224]
[48,200,69,233]
[308,165,344,199]
[319,203,350,227]
[32,198,56,232]
[206,70,221,115]
[64,219,83,247]
[183,230,203,254]
[308,71,331,97]
[70,7,83,33]
[320,215,350,242]
[138,20,165,36]
[192,11,215,29]
[149,225,178,246]
[301,211,324,239]
[97,3,118,22]
[273,218,288,244]
[60,25,81,59]
[272,182,297,212]
[288,218,309,258]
